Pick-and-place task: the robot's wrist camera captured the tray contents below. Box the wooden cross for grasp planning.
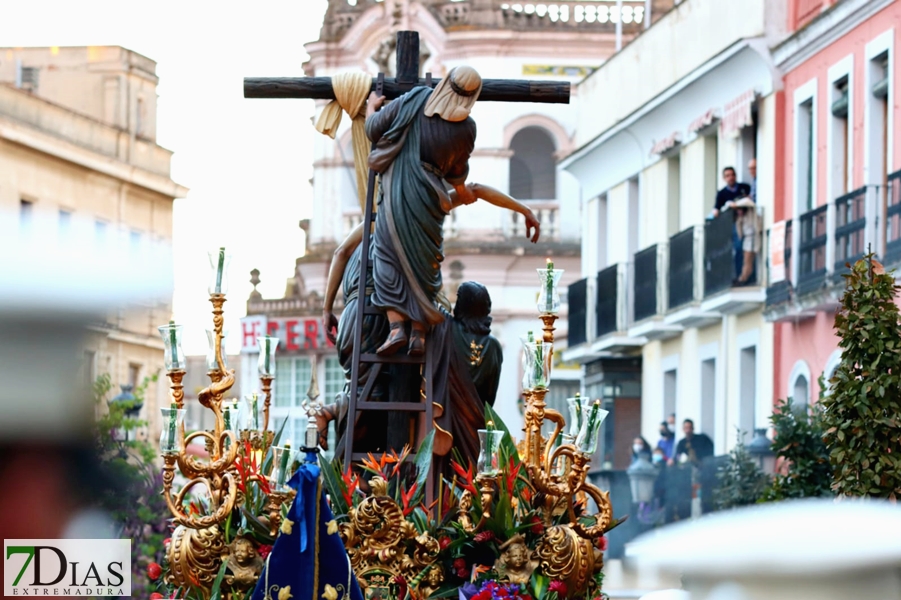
[242,30,569,497]
[244,31,571,105]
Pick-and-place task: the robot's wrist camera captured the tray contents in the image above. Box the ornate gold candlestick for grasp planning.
[159,250,295,598]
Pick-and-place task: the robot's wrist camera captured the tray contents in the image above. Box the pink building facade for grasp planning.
[766,0,901,404]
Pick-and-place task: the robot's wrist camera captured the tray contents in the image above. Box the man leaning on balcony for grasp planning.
[712,166,752,282]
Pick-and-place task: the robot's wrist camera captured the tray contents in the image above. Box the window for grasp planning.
[700,358,716,446]
[597,193,608,269]
[870,52,890,187]
[798,99,815,211]
[128,363,141,389]
[831,76,851,196]
[83,351,96,390]
[323,356,344,402]
[788,359,812,413]
[20,199,33,232]
[666,155,681,236]
[59,210,72,238]
[627,176,640,258]
[739,346,756,437]
[271,356,315,451]
[663,369,677,421]
[509,127,556,199]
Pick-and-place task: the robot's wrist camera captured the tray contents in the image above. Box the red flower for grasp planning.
[549,580,568,596]
[457,568,469,579]
[258,544,273,559]
[597,535,608,552]
[439,536,451,550]
[163,537,171,547]
[453,558,467,570]
[473,530,495,543]
[146,562,162,581]
[529,516,544,534]
[150,594,164,600]
[472,592,492,600]
[450,460,477,495]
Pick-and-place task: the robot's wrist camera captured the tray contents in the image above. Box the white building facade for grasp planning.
[561,0,789,468]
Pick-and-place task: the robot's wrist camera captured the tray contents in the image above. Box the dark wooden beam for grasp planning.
[395,31,419,84]
[243,77,571,104]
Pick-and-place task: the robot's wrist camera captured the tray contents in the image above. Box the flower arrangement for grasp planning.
[321,405,625,600]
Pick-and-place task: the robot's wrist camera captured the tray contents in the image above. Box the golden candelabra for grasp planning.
[158,253,295,597]
[455,268,614,596]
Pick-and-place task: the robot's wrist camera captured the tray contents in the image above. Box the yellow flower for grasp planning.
[326,520,338,535]
[278,586,293,600]
[280,517,294,535]
[322,584,338,600]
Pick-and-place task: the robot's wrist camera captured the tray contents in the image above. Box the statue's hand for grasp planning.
[524,210,541,243]
[323,311,339,345]
[366,92,386,117]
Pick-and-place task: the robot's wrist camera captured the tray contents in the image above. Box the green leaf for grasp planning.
[208,559,229,600]
[413,430,436,504]
[321,456,349,516]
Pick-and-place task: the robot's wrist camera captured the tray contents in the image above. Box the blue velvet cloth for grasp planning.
[252,452,363,600]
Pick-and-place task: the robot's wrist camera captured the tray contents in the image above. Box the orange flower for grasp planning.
[400,482,418,516]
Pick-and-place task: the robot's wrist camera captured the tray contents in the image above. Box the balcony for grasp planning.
[628,242,682,340]
[885,169,901,267]
[592,263,645,354]
[764,180,895,322]
[832,187,867,282]
[796,204,828,296]
[699,211,766,315]
[567,277,588,348]
[664,224,718,328]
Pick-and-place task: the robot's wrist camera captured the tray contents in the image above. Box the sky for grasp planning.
[0,0,330,353]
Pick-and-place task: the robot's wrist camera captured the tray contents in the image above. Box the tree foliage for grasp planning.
[823,256,901,499]
[93,372,170,598]
[760,388,832,501]
[714,430,769,510]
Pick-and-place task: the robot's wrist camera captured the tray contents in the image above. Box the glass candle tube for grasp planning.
[257,336,278,377]
[158,322,186,371]
[208,248,231,295]
[160,404,186,455]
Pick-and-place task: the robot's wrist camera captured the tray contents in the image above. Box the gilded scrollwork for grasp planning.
[339,476,441,598]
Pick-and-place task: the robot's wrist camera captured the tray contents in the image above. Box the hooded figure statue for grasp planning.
[366,66,482,357]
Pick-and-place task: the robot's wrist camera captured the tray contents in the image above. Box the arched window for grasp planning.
[509,127,556,199]
[788,359,812,415]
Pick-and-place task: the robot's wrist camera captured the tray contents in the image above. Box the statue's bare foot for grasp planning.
[314,404,338,450]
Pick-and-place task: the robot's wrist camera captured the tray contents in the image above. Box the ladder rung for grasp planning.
[356,401,427,412]
[360,353,425,364]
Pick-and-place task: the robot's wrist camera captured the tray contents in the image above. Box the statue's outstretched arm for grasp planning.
[450,183,541,243]
[323,221,365,344]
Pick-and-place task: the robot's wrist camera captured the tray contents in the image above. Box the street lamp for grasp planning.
[627,454,658,504]
[109,384,141,441]
[747,428,776,474]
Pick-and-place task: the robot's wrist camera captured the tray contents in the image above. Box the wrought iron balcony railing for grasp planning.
[668,226,696,310]
[704,211,737,297]
[796,204,828,296]
[885,169,901,267]
[833,186,867,281]
[568,277,588,347]
[633,244,658,322]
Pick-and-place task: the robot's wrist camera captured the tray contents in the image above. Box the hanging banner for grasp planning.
[770,220,787,283]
